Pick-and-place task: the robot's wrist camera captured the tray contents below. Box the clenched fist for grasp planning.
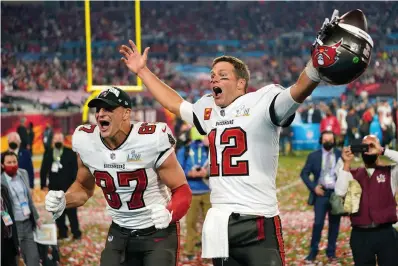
[45,190,66,220]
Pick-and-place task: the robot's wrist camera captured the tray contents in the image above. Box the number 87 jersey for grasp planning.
[72,122,176,229]
[181,85,295,217]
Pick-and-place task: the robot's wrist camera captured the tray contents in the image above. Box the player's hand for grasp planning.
[342,147,354,163]
[45,190,66,220]
[314,185,325,197]
[320,9,339,32]
[119,40,150,75]
[307,9,340,83]
[147,204,172,229]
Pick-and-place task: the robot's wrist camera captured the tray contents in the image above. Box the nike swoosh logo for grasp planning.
[162,126,167,132]
[154,238,165,242]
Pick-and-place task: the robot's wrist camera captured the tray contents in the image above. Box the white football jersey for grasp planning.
[190,85,294,217]
[72,122,175,229]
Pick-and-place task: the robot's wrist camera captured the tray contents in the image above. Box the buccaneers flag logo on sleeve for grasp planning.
[204,108,212,120]
[312,39,343,68]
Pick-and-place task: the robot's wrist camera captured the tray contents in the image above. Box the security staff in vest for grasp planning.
[335,135,398,266]
[40,132,82,240]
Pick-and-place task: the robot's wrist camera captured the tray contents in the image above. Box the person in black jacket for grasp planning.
[1,183,20,266]
[27,122,35,154]
[17,117,30,150]
[40,132,81,240]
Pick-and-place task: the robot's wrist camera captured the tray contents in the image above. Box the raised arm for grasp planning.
[272,10,351,124]
[120,41,187,117]
[335,147,355,196]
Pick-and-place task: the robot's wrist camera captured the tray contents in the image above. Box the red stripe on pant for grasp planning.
[256,217,265,240]
[273,216,286,266]
[175,221,180,266]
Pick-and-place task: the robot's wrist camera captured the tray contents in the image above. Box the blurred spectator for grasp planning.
[320,108,341,137]
[279,125,293,156]
[1,151,41,266]
[370,115,383,142]
[17,117,29,150]
[42,123,53,152]
[303,104,322,124]
[40,132,81,240]
[27,122,34,154]
[1,183,20,266]
[360,105,375,137]
[377,100,394,146]
[301,131,342,263]
[5,132,35,189]
[176,133,210,261]
[175,122,192,151]
[346,106,361,145]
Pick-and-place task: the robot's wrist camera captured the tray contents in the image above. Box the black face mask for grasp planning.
[322,142,334,151]
[362,153,378,165]
[54,142,63,149]
[9,142,18,150]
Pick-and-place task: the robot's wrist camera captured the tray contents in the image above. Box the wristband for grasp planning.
[304,60,321,83]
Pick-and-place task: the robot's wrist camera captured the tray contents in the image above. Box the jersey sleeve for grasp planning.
[256,85,297,127]
[72,125,86,154]
[72,124,97,164]
[191,94,213,135]
[155,123,176,168]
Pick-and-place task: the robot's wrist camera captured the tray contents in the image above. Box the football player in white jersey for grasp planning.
[119,11,355,266]
[45,87,192,266]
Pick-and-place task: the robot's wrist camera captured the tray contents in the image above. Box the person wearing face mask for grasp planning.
[40,132,81,240]
[1,151,41,266]
[4,132,35,189]
[335,135,398,265]
[300,131,343,263]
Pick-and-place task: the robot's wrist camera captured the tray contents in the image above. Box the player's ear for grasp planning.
[237,78,246,92]
[123,108,131,121]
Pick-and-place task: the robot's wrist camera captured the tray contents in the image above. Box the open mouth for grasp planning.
[213,86,223,97]
[99,120,110,131]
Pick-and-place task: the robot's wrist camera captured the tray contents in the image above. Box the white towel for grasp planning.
[201,207,232,259]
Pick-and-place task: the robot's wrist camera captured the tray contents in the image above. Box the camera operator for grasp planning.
[335,135,398,265]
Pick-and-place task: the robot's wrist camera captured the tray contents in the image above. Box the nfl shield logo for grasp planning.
[220,109,225,116]
[110,153,116,160]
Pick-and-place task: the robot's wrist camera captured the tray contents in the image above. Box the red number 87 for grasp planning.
[94,169,148,210]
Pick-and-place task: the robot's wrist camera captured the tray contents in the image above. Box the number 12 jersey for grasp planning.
[182,85,293,217]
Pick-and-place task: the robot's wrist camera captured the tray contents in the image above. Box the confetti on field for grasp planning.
[32,153,397,265]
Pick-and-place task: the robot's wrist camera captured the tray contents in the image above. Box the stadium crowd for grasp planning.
[2,1,398,96]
